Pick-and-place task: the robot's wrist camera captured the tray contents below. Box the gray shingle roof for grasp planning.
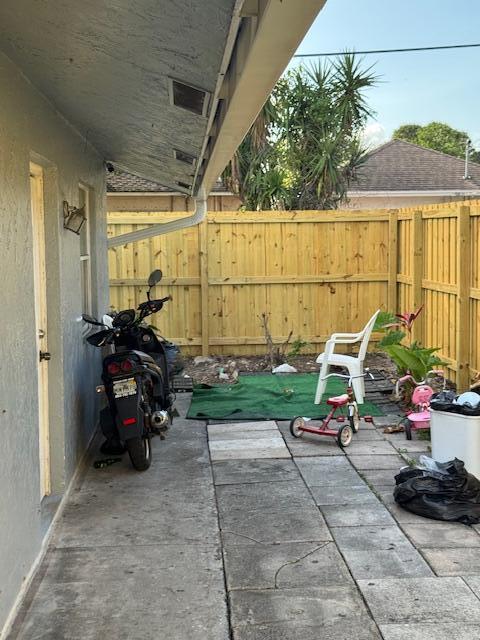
[350,139,480,192]
[107,170,229,193]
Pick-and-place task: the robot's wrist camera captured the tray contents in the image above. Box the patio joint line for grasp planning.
[461,576,480,604]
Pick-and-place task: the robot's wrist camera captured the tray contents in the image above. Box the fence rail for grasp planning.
[108,200,480,390]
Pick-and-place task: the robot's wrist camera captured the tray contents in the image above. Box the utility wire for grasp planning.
[294,43,480,58]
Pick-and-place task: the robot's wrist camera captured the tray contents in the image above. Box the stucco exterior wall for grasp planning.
[345,194,474,209]
[106,193,242,212]
[0,52,108,631]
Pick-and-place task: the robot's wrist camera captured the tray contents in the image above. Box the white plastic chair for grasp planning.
[314,310,380,405]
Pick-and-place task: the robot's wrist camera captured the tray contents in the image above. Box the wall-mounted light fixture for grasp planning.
[63,200,86,235]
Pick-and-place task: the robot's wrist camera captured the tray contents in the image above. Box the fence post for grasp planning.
[456,205,471,391]
[388,209,398,313]
[411,210,424,344]
[199,219,210,356]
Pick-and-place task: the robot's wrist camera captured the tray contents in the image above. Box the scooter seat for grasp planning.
[327,394,349,407]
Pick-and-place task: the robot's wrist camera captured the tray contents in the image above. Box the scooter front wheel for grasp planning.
[126,436,152,471]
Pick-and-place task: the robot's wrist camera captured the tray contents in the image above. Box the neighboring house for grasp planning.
[347,139,480,209]
[107,171,241,212]
[0,1,325,632]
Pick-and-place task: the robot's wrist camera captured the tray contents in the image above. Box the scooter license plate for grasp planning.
[113,378,137,398]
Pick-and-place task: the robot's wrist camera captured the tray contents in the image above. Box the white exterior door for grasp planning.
[30,163,51,498]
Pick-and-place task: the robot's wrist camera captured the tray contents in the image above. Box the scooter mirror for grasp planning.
[148,269,163,287]
[82,313,97,324]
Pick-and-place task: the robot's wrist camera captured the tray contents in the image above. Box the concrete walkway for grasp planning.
[8,395,480,639]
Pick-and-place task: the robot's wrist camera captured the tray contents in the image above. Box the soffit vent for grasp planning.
[168,78,210,117]
[174,149,197,167]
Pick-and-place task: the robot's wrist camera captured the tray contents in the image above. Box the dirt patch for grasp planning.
[182,351,397,386]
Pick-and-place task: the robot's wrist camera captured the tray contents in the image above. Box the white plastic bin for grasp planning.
[430,409,480,478]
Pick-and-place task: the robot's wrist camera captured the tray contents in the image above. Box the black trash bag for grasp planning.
[394,458,480,524]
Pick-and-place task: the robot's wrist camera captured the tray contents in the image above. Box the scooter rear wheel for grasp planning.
[126,436,152,471]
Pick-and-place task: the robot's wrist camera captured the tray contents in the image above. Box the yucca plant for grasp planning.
[224,53,378,210]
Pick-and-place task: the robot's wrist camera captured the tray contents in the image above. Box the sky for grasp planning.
[293,0,480,149]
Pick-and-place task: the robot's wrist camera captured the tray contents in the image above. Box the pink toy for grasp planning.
[396,371,444,440]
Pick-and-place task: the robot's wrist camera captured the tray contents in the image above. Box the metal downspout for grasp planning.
[107,187,208,248]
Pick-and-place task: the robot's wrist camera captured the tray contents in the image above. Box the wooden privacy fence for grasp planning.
[107,200,480,390]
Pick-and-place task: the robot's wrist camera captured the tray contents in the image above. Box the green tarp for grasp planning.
[186,373,384,420]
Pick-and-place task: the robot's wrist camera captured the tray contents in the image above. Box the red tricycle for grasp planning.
[289,371,374,448]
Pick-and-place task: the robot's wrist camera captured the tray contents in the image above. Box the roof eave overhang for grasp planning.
[198,0,327,195]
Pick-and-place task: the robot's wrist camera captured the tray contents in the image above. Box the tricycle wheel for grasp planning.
[348,403,360,433]
[337,424,353,448]
[290,417,306,438]
[404,419,412,441]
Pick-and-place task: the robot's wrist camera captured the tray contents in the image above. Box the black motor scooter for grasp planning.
[83,269,175,471]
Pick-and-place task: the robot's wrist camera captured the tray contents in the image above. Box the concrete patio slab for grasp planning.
[9,545,229,640]
[401,523,480,548]
[358,577,480,624]
[379,623,480,640]
[208,429,281,441]
[233,617,381,640]
[217,481,331,544]
[359,469,397,488]
[351,429,384,441]
[219,508,331,546]
[208,421,279,435]
[332,524,418,550]
[309,484,380,506]
[345,440,398,455]
[373,415,403,427]
[232,620,382,640]
[295,457,363,487]
[422,548,480,575]
[212,459,298,485]
[462,575,480,597]
[210,445,291,460]
[374,486,396,504]
[342,547,432,579]
[229,585,375,629]
[383,432,433,452]
[208,421,291,460]
[320,503,396,527]
[223,540,352,590]
[348,454,406,471]
[400,451,432,465]
[51,482,219,548]
[216,479,316,512]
